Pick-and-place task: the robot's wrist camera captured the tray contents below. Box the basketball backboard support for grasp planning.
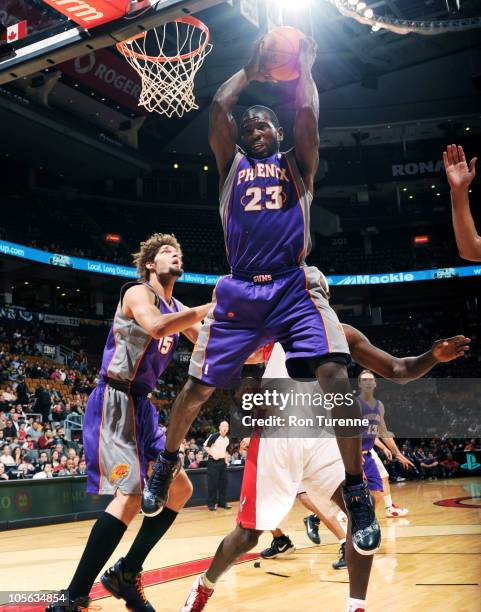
[0,0,224,84]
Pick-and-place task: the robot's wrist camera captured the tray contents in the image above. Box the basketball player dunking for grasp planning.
[47,234,211,612]
[181,320,468,612]
[142,37,380,555]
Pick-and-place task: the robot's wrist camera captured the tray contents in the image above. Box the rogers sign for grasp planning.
[59,49,146,114]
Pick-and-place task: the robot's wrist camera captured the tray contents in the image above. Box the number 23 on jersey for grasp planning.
[242,186,285,211]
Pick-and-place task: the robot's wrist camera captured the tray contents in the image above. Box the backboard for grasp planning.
[0,0,224,84]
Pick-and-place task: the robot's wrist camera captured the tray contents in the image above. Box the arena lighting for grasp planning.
[272,0,312,8]
[105,233,121,244]
[327,0,481,34]
[203,165,209,171]
[173,163,179,169]
[414,235,430,244]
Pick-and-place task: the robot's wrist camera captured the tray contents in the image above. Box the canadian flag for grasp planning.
[0,20,28,43]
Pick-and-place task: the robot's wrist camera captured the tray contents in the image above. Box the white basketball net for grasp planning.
[117,17,213,118]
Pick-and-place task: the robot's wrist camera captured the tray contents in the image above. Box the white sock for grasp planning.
[384,494,393,509]
[347,597,366,611]
[201,573,216,589]
[339,537,346,545]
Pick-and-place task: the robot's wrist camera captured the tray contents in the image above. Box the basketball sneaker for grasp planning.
[332,542,347,570]
[181,575,214,611]
[303,514,321,545]
[342,481,381,555]
[45,592,91,612]
[385,504,409,518]
[260,535,295,559]
[100,557,155,612]
[141,453,180,517]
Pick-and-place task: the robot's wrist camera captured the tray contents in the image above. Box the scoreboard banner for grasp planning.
[1,239,481,286]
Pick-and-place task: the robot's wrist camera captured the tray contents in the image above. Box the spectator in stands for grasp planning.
[51,450,61,470]
[51,403,67,423]
[77,458,87,475]
[15,377,30,405]
[0,444,16,467]
[1,386,16,403]
[229,451,243,466]
[22,434,34,450]
[18,422,27,441]
[464,439,479,451]
[184,451,195,469]
[0,461,9,480]
[58,458,76,477]
[440,453,460,478]
[27,421,43,442]
[188,451,205,469]
[54,455,68,475]
[37,429,53,450]
[17,453,35,478]
[3,418,17,440]
[33,463,54,480]
[12,446,22,466]
[36,451,49,472]
[34,385,51,421]
[0,430,4,446]
[420,452,439,480]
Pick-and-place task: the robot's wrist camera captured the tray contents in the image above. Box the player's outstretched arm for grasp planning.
[343,324,470,384]
[123,285,211,340]
[209,41,268,186]
[444,144,480,261]
[293,37,319,194]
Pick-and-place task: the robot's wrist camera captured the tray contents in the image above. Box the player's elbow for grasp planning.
[210,97,229,118]
[458,244,481,262]
[390,363,410,384]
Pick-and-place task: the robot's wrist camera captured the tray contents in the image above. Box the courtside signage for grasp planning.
[1,239,481,286]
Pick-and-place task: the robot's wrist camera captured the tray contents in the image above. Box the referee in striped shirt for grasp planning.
[204,421,231,511]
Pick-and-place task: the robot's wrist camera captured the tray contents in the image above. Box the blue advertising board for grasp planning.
[1,239,480,287]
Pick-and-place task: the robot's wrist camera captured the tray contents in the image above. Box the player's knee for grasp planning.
[183,377,215,406]
[237,527,260,552]
[316,361,350,391]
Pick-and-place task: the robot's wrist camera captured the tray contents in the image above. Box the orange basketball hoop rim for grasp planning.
[116,16,210,63]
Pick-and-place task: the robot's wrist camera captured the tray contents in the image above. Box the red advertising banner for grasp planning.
[41,0,130,29]
[59,49,146,114]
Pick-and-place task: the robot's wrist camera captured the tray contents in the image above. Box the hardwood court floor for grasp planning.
[0,477,480,612]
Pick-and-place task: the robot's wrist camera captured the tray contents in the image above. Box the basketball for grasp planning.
[261,26,306,82]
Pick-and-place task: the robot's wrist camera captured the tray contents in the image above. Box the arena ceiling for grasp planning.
[1,0,480,171]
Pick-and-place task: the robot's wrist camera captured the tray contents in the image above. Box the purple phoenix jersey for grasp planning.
[358,396,382,452]
[220,147,312,273]
[99,281,181,394]
[84,281,182,495]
